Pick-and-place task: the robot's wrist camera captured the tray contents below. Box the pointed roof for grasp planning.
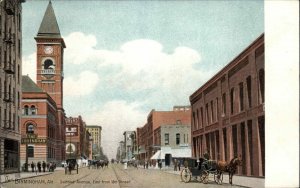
[37,1,61,38]
[22,76,43,93]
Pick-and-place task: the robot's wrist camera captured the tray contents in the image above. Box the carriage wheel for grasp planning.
[180,168,191,183]
[214,172,223,184]
[200,171,209,184]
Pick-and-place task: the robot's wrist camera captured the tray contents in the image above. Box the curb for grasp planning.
[0,172,53,184]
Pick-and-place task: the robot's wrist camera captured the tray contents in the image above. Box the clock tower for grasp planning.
[35,1,66,109]
[34,1,66,161]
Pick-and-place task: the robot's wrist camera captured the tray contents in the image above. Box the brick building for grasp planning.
[189,34,264,177]
[65,116,90,159]
[137,106,191,161]
[20,1,67,167]
[0,0,25,174]
[20,76,60,165]
[35,0,66,162]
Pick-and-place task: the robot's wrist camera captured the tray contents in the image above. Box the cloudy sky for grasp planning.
[22,0,264,159]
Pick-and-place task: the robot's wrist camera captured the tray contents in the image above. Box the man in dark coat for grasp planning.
[37,161,42,172]
[31,162,35,172]
[42,161,46,172]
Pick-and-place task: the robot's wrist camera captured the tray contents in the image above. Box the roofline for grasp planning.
[189,33,264,103]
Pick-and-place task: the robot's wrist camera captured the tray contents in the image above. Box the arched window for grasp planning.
[44,59,55,69]
[30,105,36,115]
[27,123,35,134]
[24,105,29,115]
[259,69,265,103]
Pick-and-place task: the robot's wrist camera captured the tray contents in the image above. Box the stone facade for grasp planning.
[0,0,25,174]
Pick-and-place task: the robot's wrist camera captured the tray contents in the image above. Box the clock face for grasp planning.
[44,46,53,54]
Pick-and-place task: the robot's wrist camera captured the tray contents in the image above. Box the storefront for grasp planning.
[4,139,19,174]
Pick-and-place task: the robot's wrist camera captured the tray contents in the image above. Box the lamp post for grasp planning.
[69,126,71,159]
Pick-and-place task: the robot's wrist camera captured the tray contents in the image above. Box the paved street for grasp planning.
[1,164,244,188]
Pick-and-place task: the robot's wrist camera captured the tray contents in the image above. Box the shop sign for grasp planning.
[21,133,47,144]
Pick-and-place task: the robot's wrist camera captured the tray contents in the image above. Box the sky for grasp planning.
[22,0,264,160]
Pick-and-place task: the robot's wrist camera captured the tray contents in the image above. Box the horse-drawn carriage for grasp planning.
[180,158,223,184]
[180,156,242,185]
[65,158,78,174]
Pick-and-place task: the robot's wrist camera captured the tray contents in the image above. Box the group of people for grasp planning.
[24,161,56,173]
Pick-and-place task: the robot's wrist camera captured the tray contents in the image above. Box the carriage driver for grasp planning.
[203,150,210,160]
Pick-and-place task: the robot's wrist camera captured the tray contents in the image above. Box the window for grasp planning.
[222,93,226,115]
[205,103,209,125]
[230,88,234,114]
[210,101,214,122]
[184,134,186,143]
[176,133,180,145]
[28,146,34,157]
[200,107,204,126]
[164,133,169,145]
[192,111,195,130]
[24,105,29,115]
[0,78,2,98]
[239,82,244,111]
[197,109,200,128]
[194,110,198,129]
[18,39,21,58]
[27,123,34,134]
[216,98,219,121]
[30,105,36,115]
[44,59,55,69]
[246,76,252,108]
[259,69,265,103]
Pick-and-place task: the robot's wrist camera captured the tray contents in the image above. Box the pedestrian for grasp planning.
[46,162,50,171]
[31,162,34,173]
[159,160,162,169]
[42,161,46,172]
[146,160,148,169]
[174,159,178,171]
[203,150,210,160]
[37,161,42,172]
[178,160,181,171]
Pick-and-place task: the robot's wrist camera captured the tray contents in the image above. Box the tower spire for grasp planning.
[37,0,61,38]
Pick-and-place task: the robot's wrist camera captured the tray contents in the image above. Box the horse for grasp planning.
[104,160,109,168]
[216,156,242,185]
[68,163,74,174]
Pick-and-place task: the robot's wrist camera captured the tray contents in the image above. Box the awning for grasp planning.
[171,148,191,158]
[151,150,162,160]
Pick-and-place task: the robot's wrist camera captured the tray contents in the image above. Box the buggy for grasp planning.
[65,158,78,174]
[180,158,223,184]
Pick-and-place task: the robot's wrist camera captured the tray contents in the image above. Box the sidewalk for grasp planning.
[0,167,66,184]
[164,168,265,188]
